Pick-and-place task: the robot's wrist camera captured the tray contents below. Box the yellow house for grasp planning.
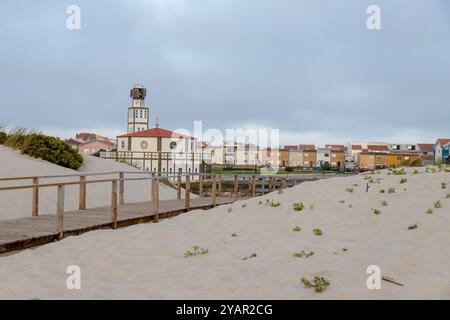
[358,152,389,170]
[279,150,290,167]
[358,152,421,169]
[388,153,421,168]
[302,149,317,168]
[330,149,345,169]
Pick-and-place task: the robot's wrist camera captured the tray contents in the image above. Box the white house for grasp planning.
[316,147,331,167]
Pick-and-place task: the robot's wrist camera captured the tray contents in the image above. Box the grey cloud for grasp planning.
[0,0,449,144]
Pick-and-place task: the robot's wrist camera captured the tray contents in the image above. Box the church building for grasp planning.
[101,84,205,175]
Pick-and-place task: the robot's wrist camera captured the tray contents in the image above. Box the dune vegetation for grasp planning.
[0,126,83,170]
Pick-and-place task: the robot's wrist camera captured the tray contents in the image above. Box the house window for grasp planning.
[324,153,329,157]
[121,141,125,149]
[170,141,177,150]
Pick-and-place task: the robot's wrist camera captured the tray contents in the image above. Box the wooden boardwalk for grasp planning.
[0,170,336,255]
[0,196,236,254]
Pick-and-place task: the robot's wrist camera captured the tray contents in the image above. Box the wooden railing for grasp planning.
[0,171,301,241]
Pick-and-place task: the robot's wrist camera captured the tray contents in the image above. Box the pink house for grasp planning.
[78,140,116,155]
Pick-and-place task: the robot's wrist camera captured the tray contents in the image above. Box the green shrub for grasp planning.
[372,209,381,215]
[22,134,83,170]
[345,187,354,193]
[400,178,408,184]
[392,168,406,175]
[184,246,209,257]
[4,127,35,149]
[300,276,330,293]
[269,201,281,207]
[313,228,322,236]
[3,129,83,170]
[434,201,441,209]
[426,208,433,214]
[292,226,301,232]
[293,250,314,258]
[0,131,6,144]
[388,187,396,194]
[293,202,304,211]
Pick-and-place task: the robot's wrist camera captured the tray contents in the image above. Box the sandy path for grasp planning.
[0,166,449,299]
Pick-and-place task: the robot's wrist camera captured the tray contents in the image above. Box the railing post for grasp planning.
[268,176,273,193]
[251,175,256,197]
[119,172,125,204]
[79,175,86,210]
[281,177,286,189]
[56,184,65,240]
[185,175,190,210]
[152,176,159,222]
[217,175,223,197]
[211,174,217,207]
[233,174,238,201]
[199,174,204,197]
[32,177,39,217]
[111,180,118,229]
[177,174,182,200]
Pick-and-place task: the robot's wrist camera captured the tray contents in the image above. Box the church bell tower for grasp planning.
[127,84,150,133]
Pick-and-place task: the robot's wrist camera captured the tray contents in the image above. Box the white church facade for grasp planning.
[101,84,206,175]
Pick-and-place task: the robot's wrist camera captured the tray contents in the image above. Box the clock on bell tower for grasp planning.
[127,84,150,133]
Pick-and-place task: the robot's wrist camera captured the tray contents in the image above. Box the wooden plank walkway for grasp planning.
[0,196,237,254]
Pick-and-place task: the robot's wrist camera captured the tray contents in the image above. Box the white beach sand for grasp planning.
[0,162,449,299]
[0,146,181,221]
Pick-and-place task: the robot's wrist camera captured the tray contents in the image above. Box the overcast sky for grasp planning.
[0,0,449,146]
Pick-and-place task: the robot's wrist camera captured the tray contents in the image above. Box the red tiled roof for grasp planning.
[417,144,434,153]
[351,144,362,150]
[117,127,194,139]
[298,144,315,151]
[367,145,388,151]
[325,144,345,150]
[81,140,116,147]
[436,138,450,146]
[283,145,298,151]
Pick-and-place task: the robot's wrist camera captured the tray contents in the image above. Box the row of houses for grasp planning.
[203,139,450,170]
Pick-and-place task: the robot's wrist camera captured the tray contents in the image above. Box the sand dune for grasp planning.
[0,146,181,221]
[0,166,449,299]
